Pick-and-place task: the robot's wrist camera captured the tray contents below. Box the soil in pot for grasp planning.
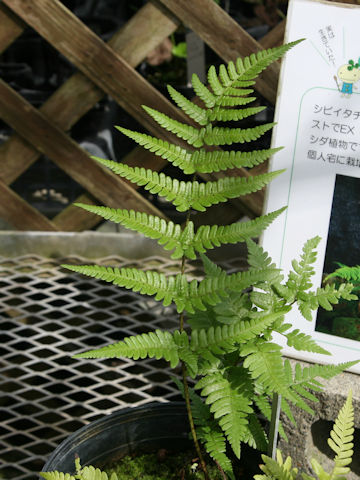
[104,448,223,480]
[104,444,263,480]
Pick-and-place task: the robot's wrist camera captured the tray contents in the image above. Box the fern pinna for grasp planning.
[63,42,357,480]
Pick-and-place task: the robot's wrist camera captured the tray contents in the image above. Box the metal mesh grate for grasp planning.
[0,254,245,480]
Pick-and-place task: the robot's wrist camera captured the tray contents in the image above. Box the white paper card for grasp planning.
[262,0,360,372]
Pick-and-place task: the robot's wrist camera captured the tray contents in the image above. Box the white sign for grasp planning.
[262,0,360,372]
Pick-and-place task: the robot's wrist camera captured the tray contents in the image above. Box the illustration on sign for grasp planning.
[261,0,360,372]
[335,58,360,96]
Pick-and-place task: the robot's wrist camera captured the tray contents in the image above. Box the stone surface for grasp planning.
[279,358,360,479]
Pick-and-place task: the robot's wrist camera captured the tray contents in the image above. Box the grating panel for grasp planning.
[0,254,246,479]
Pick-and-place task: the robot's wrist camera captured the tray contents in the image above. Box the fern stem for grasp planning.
[182,363,210,480]
[179,204,209,480]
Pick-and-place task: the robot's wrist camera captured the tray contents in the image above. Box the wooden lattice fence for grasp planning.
[0,0,287,232]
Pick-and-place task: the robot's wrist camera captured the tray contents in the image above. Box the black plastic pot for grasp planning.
[43,402,190,475]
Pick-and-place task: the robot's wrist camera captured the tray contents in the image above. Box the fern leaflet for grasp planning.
[298,283,356,321]
[254,451,298,480]
[234,40,303,81]
[73,329,180,367]
[167,85,208,125]
[192,73,216,107]
[203,123,275,146]
[74,204,187,257]
[63,263,281,313]
[325,264,360,282]
[207,105,266,122]
[190,308,289,355]
[283,329,331,355]
[195,368,253,458]
[92,156,283,212]
[143,105,205,147]
[241,340,298,401]
[116,127,281,174]
[193,208,286,252]
[286,236,320,295]
[327,390,354,478]
[40,473,75,480]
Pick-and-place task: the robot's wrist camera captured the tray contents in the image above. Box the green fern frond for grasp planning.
[213,292,253,325]
[218,95,257,107]
[207,105,266,122]
[235,39,304,81]
[175,381,235,480]
[197,426,234,479]
[174,330,199,377]
[115,128,280,174]
[74,204,200,261]
[62,263,279,313]
[167,85,207,125]
[186,148,281,174]
[193,207,286,252]
[116,127,191,169]
[308,459,331,480]
[254,451,298,480]
[325,264,360,283]
[242,413,268,451]
[40,462,118,480]
[328,391,354,478]
[241,340,297,401]
[195,368,253,458]
[177,147,282,174]
[40,473,75,480]
[92,156,283,212]
[79,466,117,480]
[190,308,289,355]
[74,204,188,257]
[286,236,321,293]
[200,252,225,277]
[298,283,357,321]
[143,105,205,147]
[295,360,359,383]
[192,73,216,107]
[208,63,256,97]
[203,123,275,146]
[280,397,298,425]
[247,239,277,274]
[62,262,177,304]
[282,360,358,420]
[73,329,180,367]
[284,329,331,355]
[224,267,283,293]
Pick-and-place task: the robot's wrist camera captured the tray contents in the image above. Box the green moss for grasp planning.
[105,449,224,480]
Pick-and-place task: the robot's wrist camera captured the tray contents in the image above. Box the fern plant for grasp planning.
[254,390,355,480]
[61,42,358,480]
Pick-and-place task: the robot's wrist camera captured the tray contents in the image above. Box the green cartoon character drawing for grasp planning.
[335,58,360,97]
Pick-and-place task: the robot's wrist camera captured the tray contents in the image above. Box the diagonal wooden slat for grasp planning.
[0,0,285,232]
[259,19,286,49]
[0,2,179,186]
[0,0,262,228]
[2,0,187,142]
[0,3,26,54]
[0,179,58,231]
[53,147,167,231]
[0,79,166,219]
[0,2,179,230]
[155,0,280,104]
